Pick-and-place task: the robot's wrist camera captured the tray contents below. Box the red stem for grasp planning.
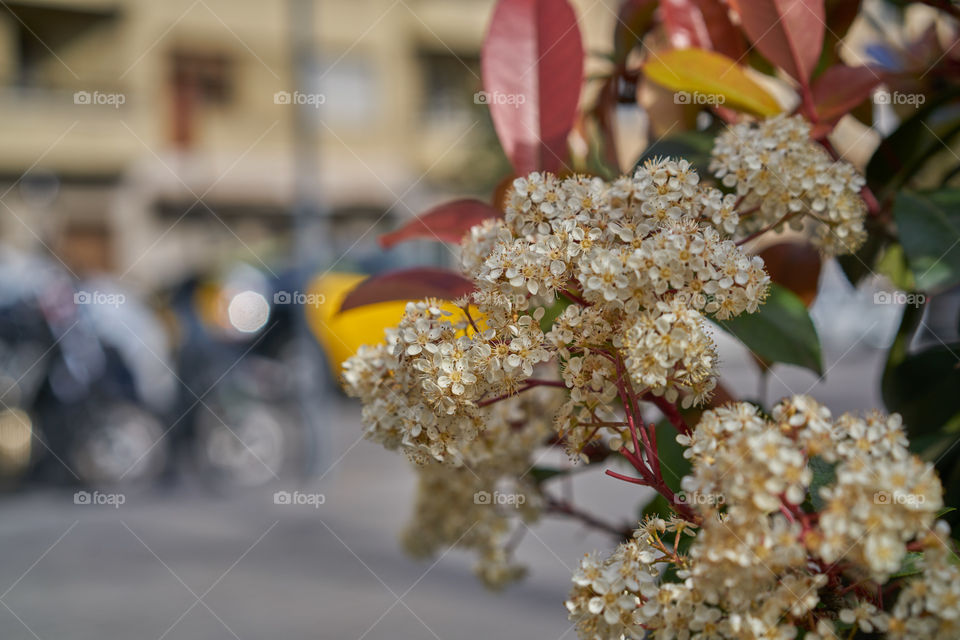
[616,446,656,484]
[646,421,661,479]
[605,467,699,522]
[525,378,566,387]
[645,393,691,436]
[559,287,590,306]
[606,468,653,485]
[476,378,566,407]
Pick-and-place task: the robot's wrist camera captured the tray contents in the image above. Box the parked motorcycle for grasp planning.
[0,247,173,486]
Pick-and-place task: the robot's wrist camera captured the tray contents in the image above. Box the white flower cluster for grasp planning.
[342,304,562,589]
[565,517,694,640]
[567,396,959,639]
[710,114,868,255]
[401,390,555,589]
[343,298,551,465]
[885,528,960,638]
[339,110,956,632]
[346,160,770,465]
[482,164,770,324]
[473,162,767,423]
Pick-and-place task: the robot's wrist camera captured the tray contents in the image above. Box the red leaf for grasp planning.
[338,268,476,312]
[481,0,584,176]
[660,0,746,60]
[757,241,821,307]
[729,0,825,85]
[812,64,884,127]
[379,199,502,249]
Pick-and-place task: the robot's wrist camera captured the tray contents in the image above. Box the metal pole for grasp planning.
[288,0,331,478]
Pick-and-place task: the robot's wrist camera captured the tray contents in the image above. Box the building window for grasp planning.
[2,2,118,89]
[417,49,479,125]
[169,51,234,147]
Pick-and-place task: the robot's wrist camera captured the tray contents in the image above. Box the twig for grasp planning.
[476,378,566,407]
[735,210,800,246]
[545,496,633,539]
[559,287,590,306]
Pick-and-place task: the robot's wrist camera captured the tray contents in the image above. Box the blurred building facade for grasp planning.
[0,0,503,285]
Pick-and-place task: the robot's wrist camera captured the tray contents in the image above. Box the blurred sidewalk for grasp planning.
[0,336,884,640]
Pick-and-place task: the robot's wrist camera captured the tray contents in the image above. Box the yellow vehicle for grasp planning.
[303,272,409,382]
[304,271,475,384]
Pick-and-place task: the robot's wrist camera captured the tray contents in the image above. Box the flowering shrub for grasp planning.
[345,118,958,635]
[566,398,954,639]
[710,117,868,255]
[339,0,960,637]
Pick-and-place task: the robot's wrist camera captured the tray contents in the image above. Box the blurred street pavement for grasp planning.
[0,336,884,640]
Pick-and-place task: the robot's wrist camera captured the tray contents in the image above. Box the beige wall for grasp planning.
[0,0,618,285]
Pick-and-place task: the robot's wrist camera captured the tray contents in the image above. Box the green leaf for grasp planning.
[641,493,673,520]
[890,551,924,579]
[807,456,836,512]
[836,218,887,287]
[883,345,960,437]
[875,242,916,291]
[939,444,960,530]
[653,420,692,494]
[613,0,657,65]
[640,420,693,520]
[540,295,572,333]
[866,89,960,196]
[893,189,960,292]
[882,304,960,450]
[713,284,824,375]
[527,466,567,484]
[636,129,717,176]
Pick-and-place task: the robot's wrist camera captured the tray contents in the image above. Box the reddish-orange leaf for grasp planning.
[481,0,584,176]
[379,199,502,249]
[729,0,825,86]
[758,242,821,307]
[660,0,746,60]
[812,64,884,127]
[338,268,476,313]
